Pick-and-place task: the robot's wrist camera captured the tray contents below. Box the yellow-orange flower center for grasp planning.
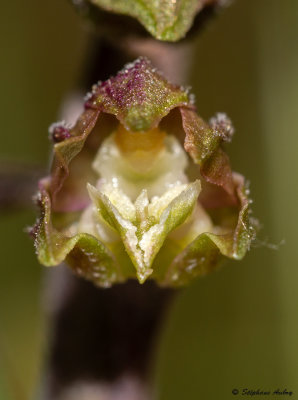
[115,124,166,171]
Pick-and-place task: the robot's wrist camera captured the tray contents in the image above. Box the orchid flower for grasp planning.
[33,57,255,287]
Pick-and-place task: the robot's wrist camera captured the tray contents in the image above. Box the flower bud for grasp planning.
[72,0,227,41]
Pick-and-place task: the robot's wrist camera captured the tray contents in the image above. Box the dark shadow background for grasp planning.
[0,1,297,399]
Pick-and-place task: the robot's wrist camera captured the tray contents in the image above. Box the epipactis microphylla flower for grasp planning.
[33,57,256,287]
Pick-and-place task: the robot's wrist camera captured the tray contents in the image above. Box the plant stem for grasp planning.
[43,268,173,400]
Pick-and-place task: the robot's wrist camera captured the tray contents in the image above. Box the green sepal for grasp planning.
[163,175,256,286]
[34,186,122,288]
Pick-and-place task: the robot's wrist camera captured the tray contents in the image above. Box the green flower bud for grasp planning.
[72,0,226,41]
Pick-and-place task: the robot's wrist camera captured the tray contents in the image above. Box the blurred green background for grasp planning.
[0,0,297,399]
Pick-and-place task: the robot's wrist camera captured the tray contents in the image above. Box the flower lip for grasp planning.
[33,57,256,287]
